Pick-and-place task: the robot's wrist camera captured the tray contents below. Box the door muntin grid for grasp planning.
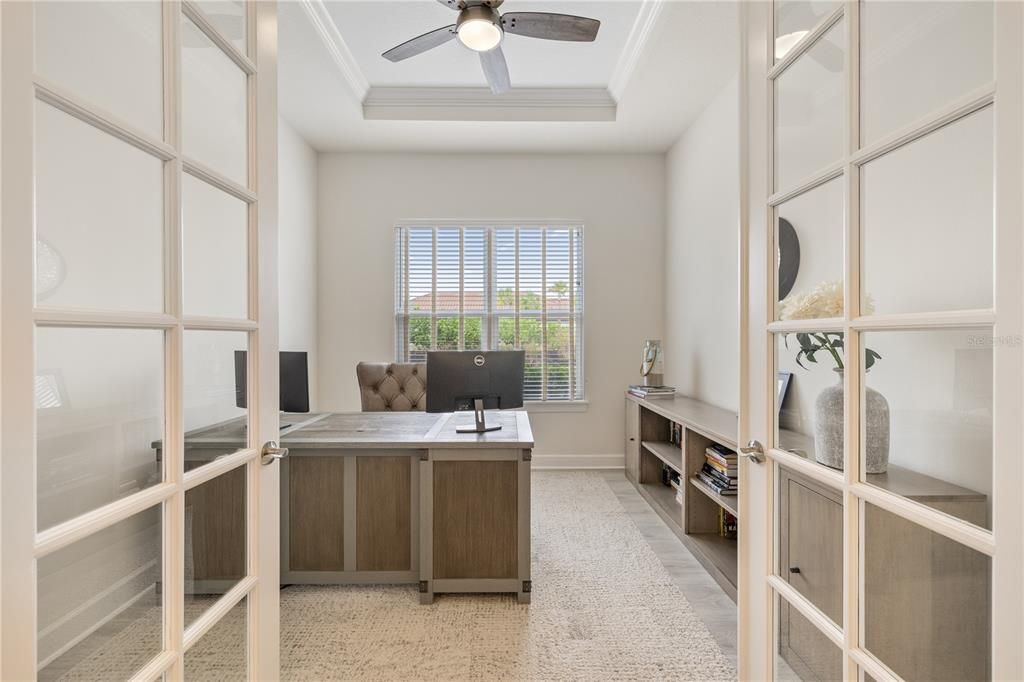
[764,1,1004,679]
[27,2,264,679]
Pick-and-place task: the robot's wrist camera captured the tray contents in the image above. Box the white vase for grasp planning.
[813,369,890,473]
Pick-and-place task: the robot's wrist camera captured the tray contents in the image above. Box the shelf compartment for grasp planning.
[641,440,683,474]
[638,481,682,530]
[689,476,739,518]
[687,532,738,589]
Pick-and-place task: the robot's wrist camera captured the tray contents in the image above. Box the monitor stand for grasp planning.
[456,398,502,433]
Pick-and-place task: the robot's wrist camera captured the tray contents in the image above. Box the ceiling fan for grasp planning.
[381,0,601,95]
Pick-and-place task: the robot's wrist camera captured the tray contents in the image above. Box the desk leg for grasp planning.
[517,451,532,604]
[419,456,433,605]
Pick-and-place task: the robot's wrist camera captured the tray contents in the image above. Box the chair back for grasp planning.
[356,362,427,411]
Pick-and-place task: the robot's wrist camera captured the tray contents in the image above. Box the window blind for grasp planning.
[395,224,584,402]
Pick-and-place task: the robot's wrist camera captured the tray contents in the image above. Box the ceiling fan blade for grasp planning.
[480,47,510,94]
[500,12,600,42]
[436,0,465,10]
[813,39,843,73]
[381,25,457,62]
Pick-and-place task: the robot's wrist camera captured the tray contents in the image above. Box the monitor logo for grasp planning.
[473,354,486,367]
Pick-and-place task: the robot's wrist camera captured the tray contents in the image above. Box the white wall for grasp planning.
[317,153,665,462]
[663,80,740,413]
[279,118,320,409]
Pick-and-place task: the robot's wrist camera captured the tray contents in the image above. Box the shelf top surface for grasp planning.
[627,391,738,447]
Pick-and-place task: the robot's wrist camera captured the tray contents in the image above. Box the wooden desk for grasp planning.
[173,410,534,604]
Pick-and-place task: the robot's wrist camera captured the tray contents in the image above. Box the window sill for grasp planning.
[522,400,589,414]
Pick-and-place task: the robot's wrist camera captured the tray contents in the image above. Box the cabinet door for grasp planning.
[625,398,640,481]
[779,470,843,679]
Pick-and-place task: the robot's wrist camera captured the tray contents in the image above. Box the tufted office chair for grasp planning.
[356,362,427,411]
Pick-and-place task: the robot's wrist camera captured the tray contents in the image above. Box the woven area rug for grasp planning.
[280,471,735,680]
[53,472,736,681]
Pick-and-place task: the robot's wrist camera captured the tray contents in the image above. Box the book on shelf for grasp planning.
[704,458,736,476]
[705,443,737,463]
[628,384,675,392]
[718,508,738,538]
[662,464,682,489]
[698,469,738,495]
[700,464,736,489]
[628,385,676,399]
[668,422,682,446]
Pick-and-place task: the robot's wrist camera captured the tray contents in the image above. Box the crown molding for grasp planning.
[297,0,649,119]
[298,0,370,102]
[607,0,665,102]
[362,87,617,122]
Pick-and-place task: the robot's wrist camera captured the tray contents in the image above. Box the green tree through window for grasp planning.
[396,225,583,401]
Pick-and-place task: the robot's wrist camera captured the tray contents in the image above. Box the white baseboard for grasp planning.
[531,453,624,470]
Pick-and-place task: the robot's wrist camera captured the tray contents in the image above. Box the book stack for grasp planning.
[668,422,682,445]
[718,508,738,539]
[628,384,676,400]
[698,443,738,496]
[662,465,684,505]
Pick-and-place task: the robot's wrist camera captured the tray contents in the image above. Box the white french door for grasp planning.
[1,1,281,679]
[740,1,1023,680]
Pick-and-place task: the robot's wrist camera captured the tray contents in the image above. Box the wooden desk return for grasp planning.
[173,410,534,604]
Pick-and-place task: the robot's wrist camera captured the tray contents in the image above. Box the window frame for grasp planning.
[394,221,585,405]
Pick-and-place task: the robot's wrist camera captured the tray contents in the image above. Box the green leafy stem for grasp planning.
[786,332,881,371]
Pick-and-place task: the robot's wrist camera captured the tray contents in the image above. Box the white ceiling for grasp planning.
[278,0,738,153]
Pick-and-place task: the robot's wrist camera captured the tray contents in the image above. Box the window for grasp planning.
[395,224,584,402]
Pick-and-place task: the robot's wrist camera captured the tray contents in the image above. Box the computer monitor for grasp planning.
[426,350,524,433]
[234,350,310,413]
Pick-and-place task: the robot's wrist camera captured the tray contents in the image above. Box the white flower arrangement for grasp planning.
[779,279,875,320]
[780,280,880,371]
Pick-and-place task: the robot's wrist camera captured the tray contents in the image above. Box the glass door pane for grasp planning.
[776,594,843,681]
[774,19,846,191]
[183,175,249,319]
[775,1,841,62]
[861,106,994,316]
[37,506,163,680]
[181,13,247,185]
[862,501,990,679]
[860,1,993,146]
[777,467,842,625]
[184,468,247,628]
[34,1,164,139]
[775,177,845,321]
[34,102,165,312]
[184,597,248,680]
[775,331,846,470]
[860,328,992,529]
[36,327,165,530]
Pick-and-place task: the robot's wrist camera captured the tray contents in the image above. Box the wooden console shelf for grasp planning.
[625,392,739,601]
[641,441,683,474]
[689,476,739,518]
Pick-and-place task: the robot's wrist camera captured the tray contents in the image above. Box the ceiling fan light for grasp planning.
[457,18,502,51]
[775,30,809,60]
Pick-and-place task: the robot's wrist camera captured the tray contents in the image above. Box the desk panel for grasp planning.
[289,457,345,572]
[356,456,412,571]
[432,460,518,579]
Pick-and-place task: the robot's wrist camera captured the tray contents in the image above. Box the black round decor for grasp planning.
[778,217,800,300]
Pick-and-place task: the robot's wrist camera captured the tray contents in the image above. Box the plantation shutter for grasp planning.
[395,224,584,402]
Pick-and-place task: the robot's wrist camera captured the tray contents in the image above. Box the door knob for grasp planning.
[740,439,765,464]
[261,441,289,465]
